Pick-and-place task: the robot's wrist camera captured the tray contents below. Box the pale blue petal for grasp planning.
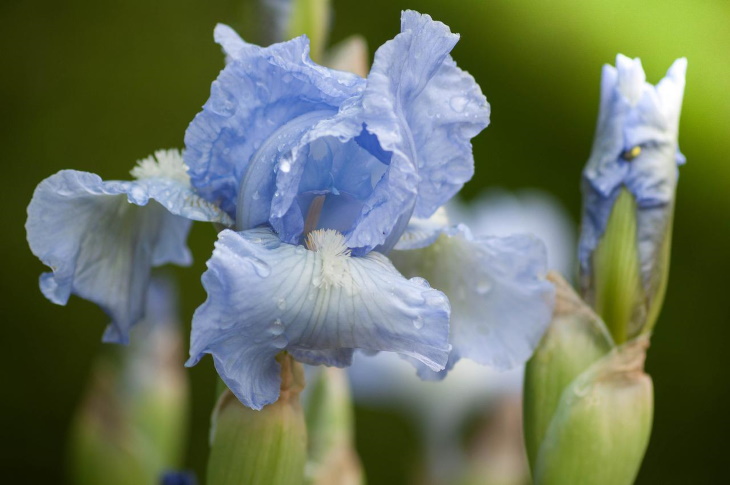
[346,10,489,251]
[579,56,686,287]
[186,227,450,409]
[391,224,554,379]
[184,29,364,218]
[188,14,487,257]
[235,11,487,255]
[26,170,222,343]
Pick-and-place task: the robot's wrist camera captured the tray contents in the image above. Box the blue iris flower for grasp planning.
[579,55,687,308]
[183,10,552,410]
[26,10,554,411]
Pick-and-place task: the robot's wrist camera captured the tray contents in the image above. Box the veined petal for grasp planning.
[184,28,364,218]
[391,225,554,378]
[187,227,450,409]
[26,165,226,344]
[347,10,489,250]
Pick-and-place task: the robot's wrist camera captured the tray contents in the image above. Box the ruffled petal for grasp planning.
[391,225,554,378]
[345,11,489,251]
[187,227,451,409]
[26,168,226,343]
[184,27,364,218]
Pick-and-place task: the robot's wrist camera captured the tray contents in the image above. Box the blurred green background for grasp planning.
[2,0,728,483]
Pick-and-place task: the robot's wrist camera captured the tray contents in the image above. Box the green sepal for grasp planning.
[524,272,614,471]
[590,188,645,344]
[207,354,307,485]
[532,337,653,485]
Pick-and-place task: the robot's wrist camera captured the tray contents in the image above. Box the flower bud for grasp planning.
[532,337,653,485]
[304,368,364,485]
[523,272,614,471]
[579,55,686,343]
[287,0,331,62]
[207,353,307,485]
[68,280,189,485]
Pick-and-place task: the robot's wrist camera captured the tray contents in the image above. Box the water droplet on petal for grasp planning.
[252,190,260,200]
[277,298,287,310]
[271,318,285,335]
[476,280,492,295]
[449,95,469,113]
[413,316,424,329]
[279,160,291,173]
[209,83,237,117]
[272,335,288,349]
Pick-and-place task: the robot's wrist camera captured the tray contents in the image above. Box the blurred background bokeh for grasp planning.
[2,0,728,483]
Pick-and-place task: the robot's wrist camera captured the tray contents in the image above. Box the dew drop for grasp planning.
[279,160,291,173]
[476,280,492,295]
[449,95,469,113]
[209,83,236,117]
[424,292,446,307]
[277,298,287,310]
[413,316,424,329]
[271,318,285,335]
[272,335,288,349]
[252,190,260,200]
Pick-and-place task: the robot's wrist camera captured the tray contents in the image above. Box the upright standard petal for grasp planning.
[187,227,450,409]
[26,152,230,343]
[345,10,490,252]
[188,12,488,258]
[259,11,490,254]
[391,224,554,378]
[184,28,364,218]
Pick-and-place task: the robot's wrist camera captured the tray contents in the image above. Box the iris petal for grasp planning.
[187,227,451,409]
[26,169,227,343]
[391,224,554,378]
[184,27,364,218]
[345,11,490,252]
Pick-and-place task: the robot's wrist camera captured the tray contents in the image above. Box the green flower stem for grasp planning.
[304,368,365,485]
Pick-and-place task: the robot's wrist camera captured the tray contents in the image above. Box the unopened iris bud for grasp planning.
[207,353,307,485]
[68,280,189,485]
[579,55,687,343]
[531,337,653,485]
[523,273,614,472]
[304,368,364,485]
